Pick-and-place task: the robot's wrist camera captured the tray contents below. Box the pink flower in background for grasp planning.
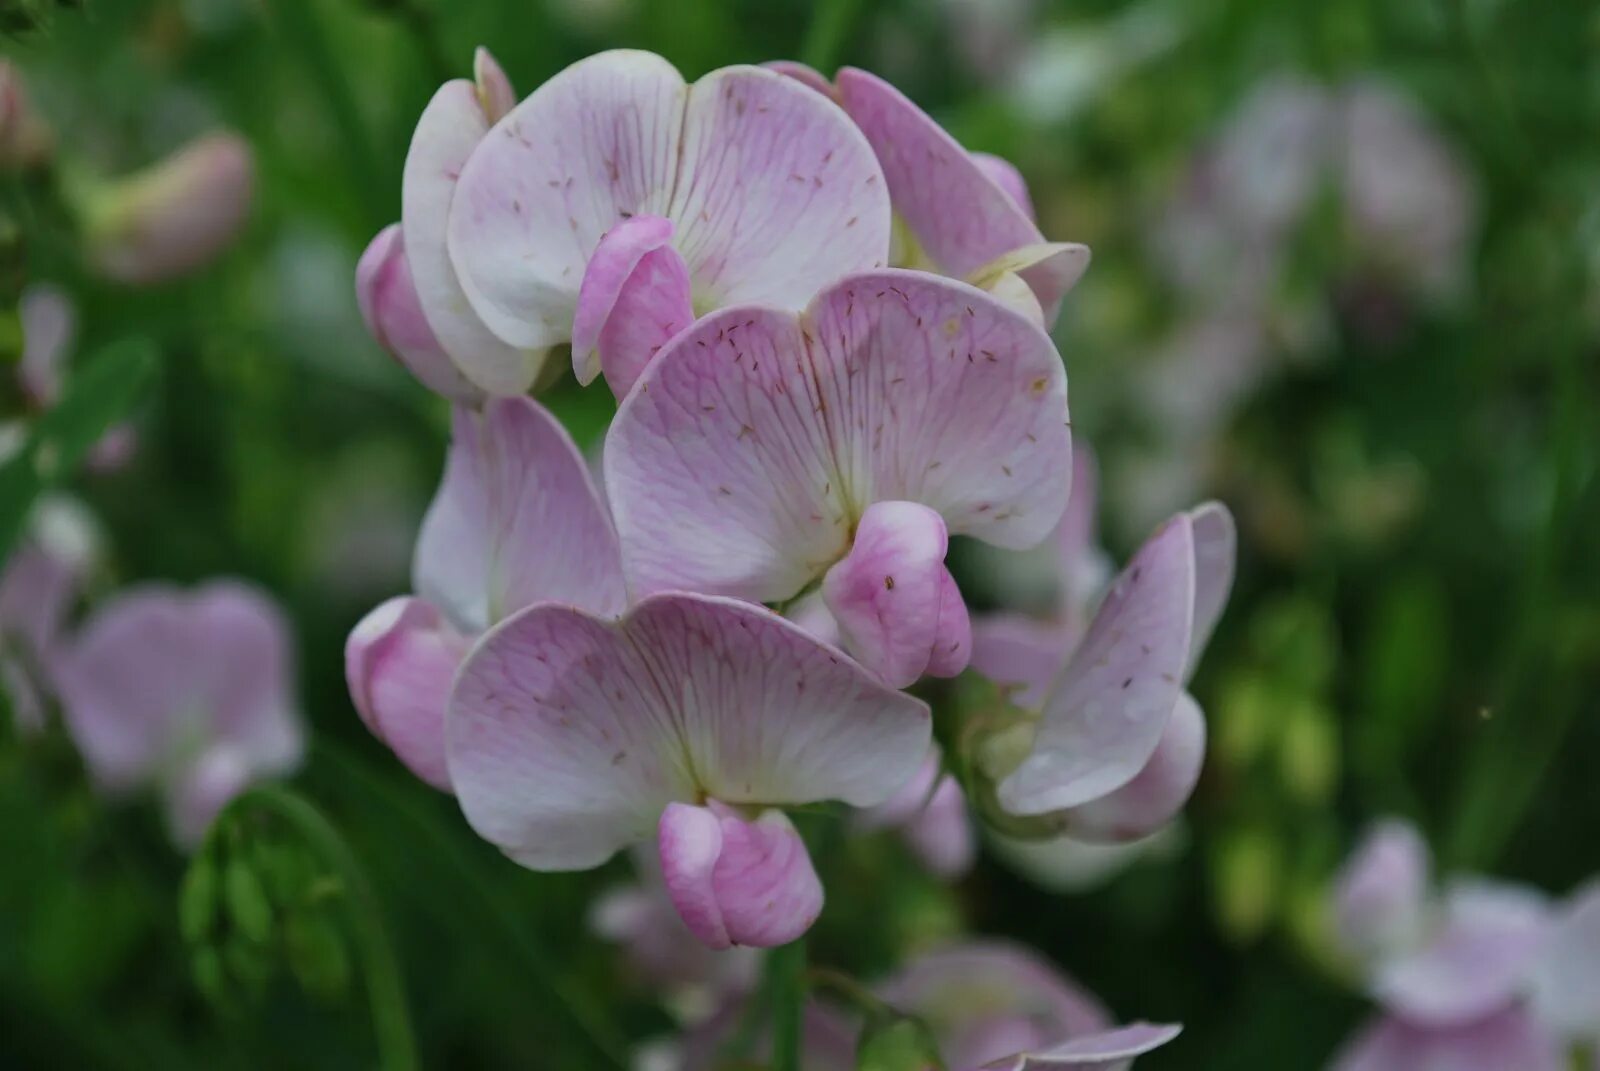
[15,283,139,471]
[854,746,977,877]
[355,223,485,403]
[770,62,1088,326]
[606,270,1070,687]
[445,49,891,397]
[448,591,930,949]
[85,131,255,285]
[53,581,302,849]
[0,497,97,733]
[345,396,622,791]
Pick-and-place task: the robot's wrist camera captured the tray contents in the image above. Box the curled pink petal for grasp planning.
[355,223,483,402]
[659,801,823,950]
[473,47,516,124]
[571,214,694,397]
[1331,818,1430,964]
[971,152,1034,220]
[344,596,469,792]
[928,567,974,678]
[1186,500,1236,670]
[571,213,676,382]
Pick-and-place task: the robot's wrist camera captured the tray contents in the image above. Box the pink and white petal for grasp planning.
[671,66,889,310]
[981,269,1048,327]
[927,568,973,678]
[1331,1008,1562,1071]
[1054,691,1206,844]
[971,152,1034,220]
[402,79,546,394]
[596,242,693,399]
[446,51,686,352]
[355,224,484,402]
[660,802,823,950]
[1331,818,1430,965]
[164,745,253,850]
[786,591,841,647]
[413,397,625,633]
[998,515,1196,817]
[821,500,950,688]
[903,773,977,877]
[473,47,516,124]
[571,213,677,384]
[1185,501,1236,673]
[763,60,836,98]
[981,1023,1183,1070]
[344,596,468,792]
[970,614,1072,710]
[184,582,303,771]
[1529,879,1600,1041]
[967,244,1092,322]
[1374,879,1552,1026]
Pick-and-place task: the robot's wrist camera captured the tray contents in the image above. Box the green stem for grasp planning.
[800,0,863,72]
[223,784,418,1071]
[766,939,807,1071]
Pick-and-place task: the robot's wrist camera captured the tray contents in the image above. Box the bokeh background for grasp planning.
[2,0,1597,1067]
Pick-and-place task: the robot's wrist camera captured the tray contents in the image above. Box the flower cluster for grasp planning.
[350,46,1237,1064]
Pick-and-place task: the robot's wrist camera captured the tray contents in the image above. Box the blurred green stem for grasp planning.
[800,0,862,72]
[384,0,453,85]
[767,939,806,1071]
[223,784,418,1071]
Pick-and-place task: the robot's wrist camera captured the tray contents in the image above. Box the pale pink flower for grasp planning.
[0,497,97,733]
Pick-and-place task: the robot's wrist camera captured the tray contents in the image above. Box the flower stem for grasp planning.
[766,938,807,1071]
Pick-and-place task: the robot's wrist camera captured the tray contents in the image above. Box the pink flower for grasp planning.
[444,50,892,398]
[52,581,302,849]
[14,284,139,469]
[769,63,1088,326]
[447,591,930,949]
[345,396,622,791]
[605,271,1071,687]
[355,223,484,403]
[854,746,977,878]
[0,497,97,733]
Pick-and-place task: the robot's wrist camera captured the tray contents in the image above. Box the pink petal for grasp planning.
[858,750,976,878]
[834,67,1085,320]
[763,60,836,98]
[413,397,625,634]
[928,568,974,678]
[473,47,516,124]
[355,223,484,402]
[403,77,546,394]
[571,213,677,383]
[1331,1008,1562,1071]
[1186,500,1236,671]
[971,152,1034,220]
[980,1023,1182,1070]
[970,614,1074,709]
[1052,691,1206,843]
[822,501,964,688]
[344,596,468,792]
[1530,879,1600,1043]
[568,214,695,399]
[1374,879,1551,1025]
[448,592,930,870]
[164,745,252,850]
[1332,819,1430,965]
[659,801,823,949]
[607,271,1071,603]
[997,515,1196,817]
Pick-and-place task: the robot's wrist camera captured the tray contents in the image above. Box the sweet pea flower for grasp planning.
[344,395,622,791]
[880,942,1181,1070]
[448,591,931,949]
[1326,819,1600,1070]
[970,499,1235,844]
[445,49,891,398]
[768,62,1088,326]
[15,283,139,471]
[52,581,302,849]
[854,745,977,877]
[606,270,1071,688]
[355,223,484,403]
[0,496,97,732]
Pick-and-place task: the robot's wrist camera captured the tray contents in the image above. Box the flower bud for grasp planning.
[84,132,254,285]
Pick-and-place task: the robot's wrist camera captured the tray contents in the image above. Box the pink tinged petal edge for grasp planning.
[1330,1007,1563,1071]
[822,501,966,688]
[763,60,836,98]
[970,614,1073,710]
[596,242,693,399]
[1373,879,1552,1026]
[1185,500,1236,674]
[971,152,1035,220]
[997,515,1196,817]
[659,802,824,949]
[355,224,484,403]
[1053,691,1207,844]
[473,47,515,124]
[606,270,1071,603]
[1331,818,1430,965]
[571,213,677,383]
[344,596,468,792]
[403,78,545,395]
[1529,879,1600,1041]
[413,397,625,634]
[928,568,974,678]
[980,1022,1183,1071]
[834,67,1085,322]
[447,592,931,871]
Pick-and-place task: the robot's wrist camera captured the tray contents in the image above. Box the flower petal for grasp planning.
[1052,691,1206,844]
[355,223,484,402]
[1331,818,1430,965]
[597,242,693,399]
[967,242,1093,317]
[164,745,253,850]
[971,152,1034,219]
[1186,501,1236,672]
[835,67,1081,319]
[668,65,889,311]
[413,397,625,634]
[970,614,1073,709]
[1529,879,1600,1043]
[659,801,823,949]
[607,271,1071,602]
[472,47,516,124]
[1331,1008,1562,1071]
[403,78,546,394]
[981,1023,1183,1070]
[571,213,677,384]
[928,567,974,678]
[448,592,930,870]
[344,596,468,792]
[857,749,976,878]
[997,515,1196,817]
[763,60,836,98]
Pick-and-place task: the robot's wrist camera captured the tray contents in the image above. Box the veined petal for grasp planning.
[344,596,468,792]
[997,515,1195,817]
[1331,818,1430,965]
[413,397,624,633]
[448,50,687,351]
[355,224,484,403]
[571,213,677,384]
[980,1023,1183,1070]
[606,271,1071,602]
[1052,691,1206,844]
[658,802,823,949]
[403,78,547,394]
[597,242,693,399]
[448,592,930,871]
